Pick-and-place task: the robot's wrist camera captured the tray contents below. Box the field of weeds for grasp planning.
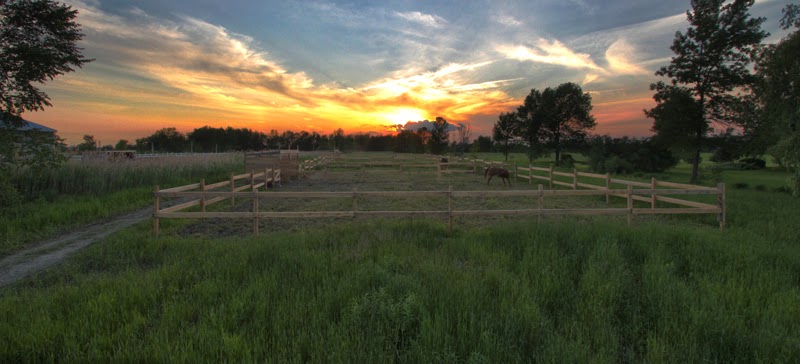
[1,152,798,362]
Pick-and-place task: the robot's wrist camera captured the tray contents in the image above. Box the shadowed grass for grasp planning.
[1,215,798,362]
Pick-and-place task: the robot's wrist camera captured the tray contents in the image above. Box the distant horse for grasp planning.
[440,157,448,171]
[484,167,511,186]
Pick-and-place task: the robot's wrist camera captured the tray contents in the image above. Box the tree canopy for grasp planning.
[0,0,91,126]
[646,0,767,183]
[497,82,595,165]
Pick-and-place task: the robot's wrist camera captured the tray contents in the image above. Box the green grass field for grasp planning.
[1,152,798,362]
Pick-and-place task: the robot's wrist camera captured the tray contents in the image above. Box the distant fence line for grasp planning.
[153,154,726,237]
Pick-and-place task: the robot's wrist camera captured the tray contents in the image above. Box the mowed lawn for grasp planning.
[1,153,799,362]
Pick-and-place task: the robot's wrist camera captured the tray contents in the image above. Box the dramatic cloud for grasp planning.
[32,0,790,144]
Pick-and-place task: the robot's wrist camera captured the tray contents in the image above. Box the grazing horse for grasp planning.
[484,167,511,186]
[440,157,448,171]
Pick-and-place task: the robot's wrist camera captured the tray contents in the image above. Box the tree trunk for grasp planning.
[690,140,701,183]
[554,134,561,166]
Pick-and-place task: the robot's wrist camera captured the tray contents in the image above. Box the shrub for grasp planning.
[733,182,749,190]
[560,154,575,168]
[737,157,766,170]
[587,136,677,174]
[755,185,767,191]
[0,176,21,208]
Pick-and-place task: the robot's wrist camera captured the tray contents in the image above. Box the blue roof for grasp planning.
[1,116,57,133]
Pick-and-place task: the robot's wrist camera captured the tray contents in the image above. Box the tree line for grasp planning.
[74,118,461,154]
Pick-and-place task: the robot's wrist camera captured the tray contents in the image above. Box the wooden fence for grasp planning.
[153,171,726,237]
[153,168,280,236]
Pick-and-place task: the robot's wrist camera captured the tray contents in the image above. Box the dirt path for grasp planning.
[0,208,152,287]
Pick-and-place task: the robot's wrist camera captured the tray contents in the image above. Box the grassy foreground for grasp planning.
[1,152,798,361]
[1,208,799,362]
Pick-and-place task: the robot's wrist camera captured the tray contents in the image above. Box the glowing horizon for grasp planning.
[26,0,792,145]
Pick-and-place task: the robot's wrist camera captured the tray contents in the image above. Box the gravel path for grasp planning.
[0,208,152,287]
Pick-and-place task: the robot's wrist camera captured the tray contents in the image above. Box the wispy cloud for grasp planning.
[394,11,447,27]
[492,14,522,27]
[496,40,603,71]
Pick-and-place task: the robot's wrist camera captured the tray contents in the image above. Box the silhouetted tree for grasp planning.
[0,0,92,126]
[77,134,97,151]
[114,139,130,151]
[428,117,450,154]
[493,112,519,161]
[755,3,800,194]
[646,0,767,183]
[136,127,187,152]
[515,83,595,165]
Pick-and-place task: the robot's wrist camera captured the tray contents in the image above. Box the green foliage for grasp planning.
[0,0,92,123]
[8,154,241,200]
[0,174,21,208]
[114,139,130,151]
[559,153,575,168]
[647,0,767,183]
[2,208,799,361]
[77,134,97,151]
[135,127,187,153]
[588,136,677,174]
[515,83,596,165]
[492,112,518,161]
[0,126,68,170]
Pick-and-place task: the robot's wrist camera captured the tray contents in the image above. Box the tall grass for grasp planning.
[9,154,244,200]
[1,154,244,255]
[1,215,798,362]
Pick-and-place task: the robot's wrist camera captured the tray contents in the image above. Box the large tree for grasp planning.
[755,3,800,194]
[0,0,91,125]
[427,117,450,155]
[492,112,519,161]
[646,0,767,183]
[516,83,595,165]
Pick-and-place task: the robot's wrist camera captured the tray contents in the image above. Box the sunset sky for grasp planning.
[28,0,793,145]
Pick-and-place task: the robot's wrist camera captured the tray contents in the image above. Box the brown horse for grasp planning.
[484,167,511,186]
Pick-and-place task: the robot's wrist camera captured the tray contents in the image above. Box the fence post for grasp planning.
[529,164,532,185]
[200,179,206,214]
[153,185,160,238]
[549,165,554,189]
[352,188,358,219]
[573,168,578,190]
[250,171,255,190]
[538,184,543,225]
[252,177,259,236]
[448,185,453,233]
[230,172,235,208]
[718,182,726,231]
[651,177,657,209]
[627,185,633,226]
[605,173,611,205]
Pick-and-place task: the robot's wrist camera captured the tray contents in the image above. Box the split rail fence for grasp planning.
[153,159,726,237]
[153,168,280,236]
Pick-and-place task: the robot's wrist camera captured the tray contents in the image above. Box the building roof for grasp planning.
[1,116,57,133]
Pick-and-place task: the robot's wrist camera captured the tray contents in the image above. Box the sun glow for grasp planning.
[381,108,428,125]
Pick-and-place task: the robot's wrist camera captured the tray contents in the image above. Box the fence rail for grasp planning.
[153,165,726,237]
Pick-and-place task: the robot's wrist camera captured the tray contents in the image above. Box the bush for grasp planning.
[733,182,749,190]
[587,136,677,174]
[560,154,575,168]
[0,176,21,208]
[737,157,766,170]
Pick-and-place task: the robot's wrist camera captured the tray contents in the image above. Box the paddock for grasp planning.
[152,152,726,237]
